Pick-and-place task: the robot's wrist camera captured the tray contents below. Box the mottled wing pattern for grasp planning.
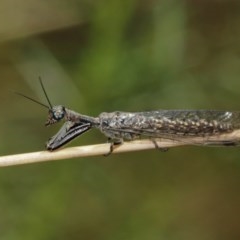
[99,110,240,146]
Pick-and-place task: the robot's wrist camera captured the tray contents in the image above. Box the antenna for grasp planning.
[14,91,49,109]
[39,76,53,109]
[14,77,53,109]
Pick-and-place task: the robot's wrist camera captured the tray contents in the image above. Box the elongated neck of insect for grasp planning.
[65,108,99,125]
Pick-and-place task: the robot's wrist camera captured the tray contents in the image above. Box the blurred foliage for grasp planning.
[0,0,240,239]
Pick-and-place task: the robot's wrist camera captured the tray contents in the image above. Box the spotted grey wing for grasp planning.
[136,110,240,138]
[46,121,92,151]
[100,110,240,146]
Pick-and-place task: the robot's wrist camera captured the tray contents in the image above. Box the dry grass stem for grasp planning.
[1,130,240,167]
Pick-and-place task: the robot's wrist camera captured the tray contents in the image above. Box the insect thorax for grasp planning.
[98,111,142,140]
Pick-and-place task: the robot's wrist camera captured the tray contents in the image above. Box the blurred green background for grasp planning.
[1,0,240,239]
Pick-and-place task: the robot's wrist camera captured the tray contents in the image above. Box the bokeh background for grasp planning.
[0,0,240,239]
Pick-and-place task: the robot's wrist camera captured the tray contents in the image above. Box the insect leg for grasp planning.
[104,138,123,156]
[151,138,169,152]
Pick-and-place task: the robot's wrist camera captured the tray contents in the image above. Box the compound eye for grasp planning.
[53,106,65,121]
[45,106,66,126]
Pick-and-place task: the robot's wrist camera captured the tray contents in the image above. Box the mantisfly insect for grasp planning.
[16,78,240,153]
